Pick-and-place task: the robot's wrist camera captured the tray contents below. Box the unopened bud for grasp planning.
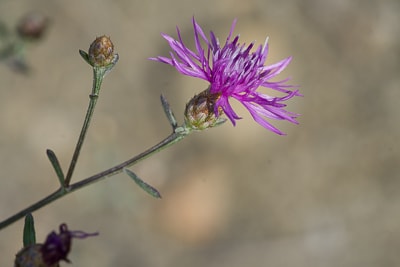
[88,35,114,67]
[184,89,226,131]
[17,12,48,40]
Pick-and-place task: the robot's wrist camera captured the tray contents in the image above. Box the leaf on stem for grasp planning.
[124,168,162,199]
[46,149,65,187]
[160,94,178,129]
[23,213,36,247]
[79,49,90,65]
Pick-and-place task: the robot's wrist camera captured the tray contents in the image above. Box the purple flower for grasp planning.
[41,223,98,265]
[150,17,301,135]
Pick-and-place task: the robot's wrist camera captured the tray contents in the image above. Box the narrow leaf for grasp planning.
[46,149,65,187]
[79,49,90,65]
[124,168,162,199]
[160,94,178,129]
[23,213,36,247]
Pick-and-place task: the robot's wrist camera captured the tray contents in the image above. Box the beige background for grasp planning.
[1,0,399,266]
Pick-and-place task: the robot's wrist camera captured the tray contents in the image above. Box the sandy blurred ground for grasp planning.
[1,0,399,266]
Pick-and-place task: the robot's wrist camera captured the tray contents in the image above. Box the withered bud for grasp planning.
[41,223,98,266]
[88,35,114,67]
[184,89,226,131]
[17,12,49,40]
[15,223,97,267]
[14,244,59,267]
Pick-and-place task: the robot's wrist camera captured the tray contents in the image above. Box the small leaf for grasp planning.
[79,49,90,65]
[23,213,36,247]
[160,94,178,129]
[46,149,65,187]
[124,168,162,199]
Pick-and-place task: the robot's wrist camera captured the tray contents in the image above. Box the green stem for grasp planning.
[64,67,104,186]
[70,130,187,190]
[0,189,65,231]
[0,129,189,231]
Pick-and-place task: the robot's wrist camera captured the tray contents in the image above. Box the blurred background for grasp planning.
[1,0,399,266]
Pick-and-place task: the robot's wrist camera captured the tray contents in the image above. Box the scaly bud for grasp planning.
[17,12,49,40]
[184,88,226,131]
[88,35,114,67]
[15,244,59,267]
[14,223,98,267]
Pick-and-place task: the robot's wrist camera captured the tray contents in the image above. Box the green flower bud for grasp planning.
[184,88,226,131]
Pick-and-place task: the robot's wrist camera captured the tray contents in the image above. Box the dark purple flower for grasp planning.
[150,17,301,135]
[41,223,98,265]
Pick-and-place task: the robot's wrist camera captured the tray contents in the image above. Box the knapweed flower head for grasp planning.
[151,17,301,135]
[41,223,98,265]
[15,244,58,267]
[14,223,98,267]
